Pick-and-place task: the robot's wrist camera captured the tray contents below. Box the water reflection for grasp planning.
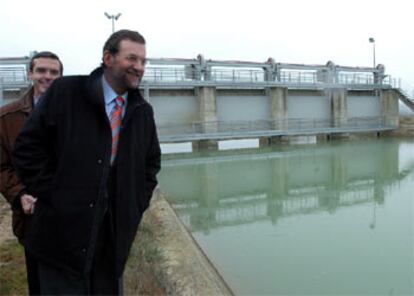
[161,139,409,232]
[159,138,414,295]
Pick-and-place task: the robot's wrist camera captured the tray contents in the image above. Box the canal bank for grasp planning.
[126,189,233,296]
[391,115,414,136]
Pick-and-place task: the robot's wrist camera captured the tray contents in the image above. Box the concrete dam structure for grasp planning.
[142,56,407,148]
[1,53,413,148]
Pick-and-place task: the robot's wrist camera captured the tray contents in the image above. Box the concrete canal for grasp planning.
[158,137,414,295]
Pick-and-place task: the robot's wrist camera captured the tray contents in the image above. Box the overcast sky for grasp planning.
[1,0,413,94]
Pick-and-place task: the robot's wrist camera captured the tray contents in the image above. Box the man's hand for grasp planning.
[20,194,37,214]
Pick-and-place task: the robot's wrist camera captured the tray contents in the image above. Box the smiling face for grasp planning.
[103,39,146,94]
[28,57,62,98]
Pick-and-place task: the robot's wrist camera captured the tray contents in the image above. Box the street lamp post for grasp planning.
[104,12,122,33]
[369,37,376,68]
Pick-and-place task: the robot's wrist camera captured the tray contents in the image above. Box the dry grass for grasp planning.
[0,196,165,296]
[124,217,165,296]
[0,198,27,295]
[0,240,27,295]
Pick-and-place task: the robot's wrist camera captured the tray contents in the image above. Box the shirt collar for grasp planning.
[102,75,128,105]
[33,96,41,107]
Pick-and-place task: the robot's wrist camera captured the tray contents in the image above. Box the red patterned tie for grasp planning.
[110,96,124,164]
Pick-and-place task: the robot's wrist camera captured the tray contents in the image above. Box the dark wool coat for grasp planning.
[12,67,161,277]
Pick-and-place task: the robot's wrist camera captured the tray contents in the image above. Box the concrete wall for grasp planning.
[287,90,330,120]
[348,91,381,118]
[149,90,198,126]
[150,88,394,127]
[381,89,399,126]
[217,90,269,122]
[149,87,398,143]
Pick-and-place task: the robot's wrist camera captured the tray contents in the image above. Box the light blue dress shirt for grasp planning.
[102,75,128,119]
[33,96,41,106]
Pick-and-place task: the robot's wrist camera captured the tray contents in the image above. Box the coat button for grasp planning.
[97,158,103,164]
[81,248,87,253]
[89,202,94,208]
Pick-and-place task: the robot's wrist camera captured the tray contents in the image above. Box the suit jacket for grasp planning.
[0,87,33,241]
[12,67,161,277]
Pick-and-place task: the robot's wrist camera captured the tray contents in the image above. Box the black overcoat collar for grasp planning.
[86,67,147,125]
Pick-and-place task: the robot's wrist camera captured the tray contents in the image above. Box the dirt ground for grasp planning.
[0,199,27,295]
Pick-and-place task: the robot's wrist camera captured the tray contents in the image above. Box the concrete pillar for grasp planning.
[380,89,399,127]
[194,86,218,150]
[198,86,217,131]
[260,136,290,147]
[327,88,348,139]
[327,88,347,127]
[268,87,288,130]
[259,137,270,147]
[262,87,288,146]
[271,135,290,144]
[316,134,329,142]
[192,140,218,151]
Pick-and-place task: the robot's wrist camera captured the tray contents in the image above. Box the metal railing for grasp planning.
[0,66,29,89]
[0,56,402,90]
[142,67,398,88]
[396,88,414,112]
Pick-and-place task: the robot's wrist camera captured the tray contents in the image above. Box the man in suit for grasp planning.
[0,51,63,295]
[13,30,161,295]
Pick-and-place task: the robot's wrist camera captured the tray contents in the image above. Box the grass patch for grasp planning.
[131,223,162,263]
[0,239,27,295]
[124,216,165,295]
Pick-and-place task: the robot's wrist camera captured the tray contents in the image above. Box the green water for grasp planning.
[159,138,414,295]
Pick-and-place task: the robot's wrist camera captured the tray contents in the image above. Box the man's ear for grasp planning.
[103,50,113,68]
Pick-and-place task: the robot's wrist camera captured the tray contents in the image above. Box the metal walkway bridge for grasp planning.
[157,116,395,142]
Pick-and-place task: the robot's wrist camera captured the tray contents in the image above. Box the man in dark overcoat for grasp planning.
[12,30,161,295]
